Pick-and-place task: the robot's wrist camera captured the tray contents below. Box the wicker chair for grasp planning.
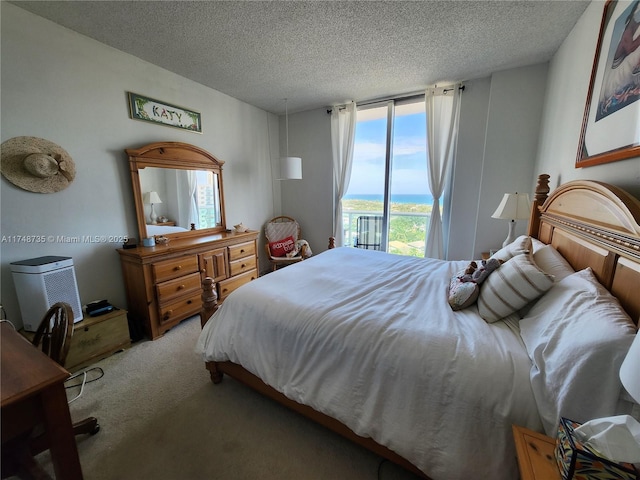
[264,216,311,271]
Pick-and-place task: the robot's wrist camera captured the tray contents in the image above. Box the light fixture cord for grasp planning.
[285,98,290,157]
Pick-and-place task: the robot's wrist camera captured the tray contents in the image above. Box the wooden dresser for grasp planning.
[118,230,259,339]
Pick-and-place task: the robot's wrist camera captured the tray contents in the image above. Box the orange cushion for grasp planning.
[269,236,296,257]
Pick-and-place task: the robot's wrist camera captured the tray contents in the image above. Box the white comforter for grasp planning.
[197,247,543,480]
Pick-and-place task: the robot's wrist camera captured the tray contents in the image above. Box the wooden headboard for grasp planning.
[528,174,640,325]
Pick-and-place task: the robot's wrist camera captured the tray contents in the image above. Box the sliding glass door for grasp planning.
[342,97,431,257]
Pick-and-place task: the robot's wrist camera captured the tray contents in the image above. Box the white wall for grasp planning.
[447,64,550,260]
[279,108,334,254]
[0,4,279,328]
[534,1,640,195]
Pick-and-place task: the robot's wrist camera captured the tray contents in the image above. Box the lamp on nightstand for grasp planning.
[491,193,531,247]
[143,191,162,224]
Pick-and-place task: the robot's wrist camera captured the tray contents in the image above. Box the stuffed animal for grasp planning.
[471,258,502,284]
[458,258,502,284]
[457,261,478,283]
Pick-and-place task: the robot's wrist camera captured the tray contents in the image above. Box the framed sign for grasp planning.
[127,92,202,133]
[576,0,640,168]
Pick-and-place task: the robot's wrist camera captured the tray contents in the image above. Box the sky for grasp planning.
[346,104,431,196]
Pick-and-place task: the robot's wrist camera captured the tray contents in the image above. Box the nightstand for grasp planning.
[513,425,561,480]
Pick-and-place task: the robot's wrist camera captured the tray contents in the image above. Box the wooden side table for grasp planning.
[22,308,131,371]
[513,425,561,480]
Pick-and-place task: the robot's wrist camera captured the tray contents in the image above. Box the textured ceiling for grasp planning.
[11,1,590,114]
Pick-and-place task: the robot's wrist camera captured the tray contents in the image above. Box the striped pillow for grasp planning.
[478,252,554,323]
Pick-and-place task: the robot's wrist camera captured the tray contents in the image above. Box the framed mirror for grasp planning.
[126,142,226,241]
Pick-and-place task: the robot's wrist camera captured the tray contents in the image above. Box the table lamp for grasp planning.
[491,192,531,247]
[143,191,162,224]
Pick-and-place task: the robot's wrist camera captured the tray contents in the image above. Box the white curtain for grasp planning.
[175,169,198,228]
[424,85,462,259]
[186,169,198,227]
[331,102,357,246]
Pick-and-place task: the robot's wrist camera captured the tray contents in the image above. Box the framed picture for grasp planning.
[127,92,202,133]
[576,0,640,168]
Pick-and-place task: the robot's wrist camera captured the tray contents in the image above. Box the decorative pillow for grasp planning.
[448,269,480,310]
[490,235,532,263]
[533,245,574,282]
[477,252,554,322]
[268,236,296,257]
[519,268,636,435]
[518,245,577,317]
[530,237,546,253]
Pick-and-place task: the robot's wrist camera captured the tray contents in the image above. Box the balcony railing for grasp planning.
[343,210,431,257]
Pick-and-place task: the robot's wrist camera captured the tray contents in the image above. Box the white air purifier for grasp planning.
[10,256,83,331]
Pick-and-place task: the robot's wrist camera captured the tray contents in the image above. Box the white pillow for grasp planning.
[477,252,554,323]
[530,237,546,253]
[519,268,636,436]
[490,235,532,263]
[533,245,574,282]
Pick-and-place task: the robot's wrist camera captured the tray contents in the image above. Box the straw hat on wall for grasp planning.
[1,136,76,193]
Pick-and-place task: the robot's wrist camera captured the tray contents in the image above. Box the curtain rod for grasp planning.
[327,84,465,113]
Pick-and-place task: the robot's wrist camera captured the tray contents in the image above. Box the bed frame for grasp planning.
[199,174,640,479]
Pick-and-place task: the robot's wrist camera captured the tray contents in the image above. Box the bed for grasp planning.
[196,174,640,480]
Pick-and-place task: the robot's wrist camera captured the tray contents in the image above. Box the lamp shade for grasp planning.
[491,193,531,220]
[143,191,162,204]
[278,156,302,180]
[620,333,640,404]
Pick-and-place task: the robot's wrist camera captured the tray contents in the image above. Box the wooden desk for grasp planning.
[1,323,84,479]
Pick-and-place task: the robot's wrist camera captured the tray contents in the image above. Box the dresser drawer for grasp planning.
[156,272,201,303]
[229,255,257,277]
[159,292,201,325]
[218,269,258,301]
[228,241,256,262]
[153,255,199,283]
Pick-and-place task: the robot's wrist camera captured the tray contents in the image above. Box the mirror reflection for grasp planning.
[139,167,222,237]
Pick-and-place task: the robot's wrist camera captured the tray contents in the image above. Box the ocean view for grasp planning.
[343,193,434,205]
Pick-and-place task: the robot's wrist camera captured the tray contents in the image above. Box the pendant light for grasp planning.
[279,99,302,180]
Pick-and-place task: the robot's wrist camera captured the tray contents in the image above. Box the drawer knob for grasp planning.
[164,310,173,319]
[178,285,185,290]
[241,263,246,268]
[240,249,245,253]
[174,265,182,271]
[186,300,192,305]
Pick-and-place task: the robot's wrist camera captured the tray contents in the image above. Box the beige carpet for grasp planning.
[34,316,420,480]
